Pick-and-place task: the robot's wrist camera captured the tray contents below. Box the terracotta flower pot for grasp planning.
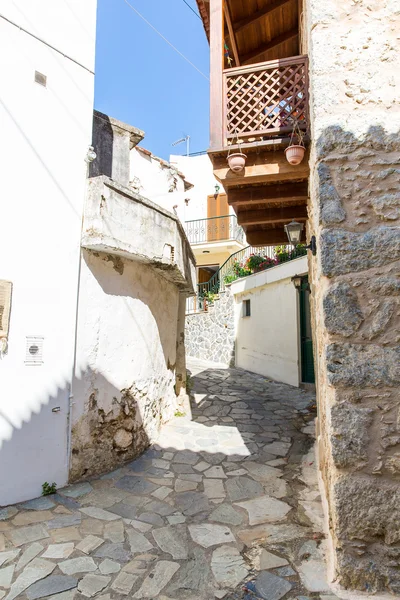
[285,145,305,165]
[227,153,247,173]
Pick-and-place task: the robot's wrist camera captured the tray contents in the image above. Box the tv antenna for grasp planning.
[172,135,190,156]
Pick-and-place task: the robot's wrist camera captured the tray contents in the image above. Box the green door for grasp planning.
[299,276,315,384]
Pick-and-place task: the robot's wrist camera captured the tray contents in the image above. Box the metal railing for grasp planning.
[186,244,307,314]
[224,55,309,144]
[184,215,245,245]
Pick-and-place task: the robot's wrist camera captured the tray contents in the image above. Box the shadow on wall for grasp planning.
[83,249,179,369]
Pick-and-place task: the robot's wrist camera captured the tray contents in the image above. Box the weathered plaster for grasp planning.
[305,0,400,592]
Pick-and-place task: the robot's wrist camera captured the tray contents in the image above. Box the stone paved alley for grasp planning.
[0,360,333,600]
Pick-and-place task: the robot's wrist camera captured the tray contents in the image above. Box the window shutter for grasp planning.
[0,280,12,339]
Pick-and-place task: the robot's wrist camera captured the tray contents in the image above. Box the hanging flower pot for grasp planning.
[285,145,305,165]
[227,153,247,173]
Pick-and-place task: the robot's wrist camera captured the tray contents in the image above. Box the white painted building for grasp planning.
[0,0,97,505]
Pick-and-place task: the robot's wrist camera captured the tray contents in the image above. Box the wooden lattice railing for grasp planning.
[223,55,308,143]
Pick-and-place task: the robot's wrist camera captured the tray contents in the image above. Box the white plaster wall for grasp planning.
[170,154,233,223]
[231,257,308,387]
[130,149,185,205]
[71,251,180,479]
[0,0,96,504]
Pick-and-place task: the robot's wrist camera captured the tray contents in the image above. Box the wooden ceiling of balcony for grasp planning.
[196,0,299,65]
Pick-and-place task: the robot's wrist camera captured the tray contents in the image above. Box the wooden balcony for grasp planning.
[223,55,308,146]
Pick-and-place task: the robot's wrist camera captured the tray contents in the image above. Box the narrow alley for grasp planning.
[0,360,330,600]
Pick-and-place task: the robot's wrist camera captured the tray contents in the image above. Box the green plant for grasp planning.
[246,254,266,271]
[174,409,186,417]
[203,291,215,304]
[42,482,57,496]
[224,273,238,284]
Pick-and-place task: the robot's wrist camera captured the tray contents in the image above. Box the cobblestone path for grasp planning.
[0,359,333,600]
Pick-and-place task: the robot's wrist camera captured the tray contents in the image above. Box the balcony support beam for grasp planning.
[242,29,299,65]
[224,0,240,67]
[245,227,304,246]
[228,182,309,206]
[233,0,292,35]
[210,0,224,149]
[237,205,308,226]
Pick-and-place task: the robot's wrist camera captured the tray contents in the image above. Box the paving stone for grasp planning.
[26,575,78,599]
[76,535,104,554]
[175,479,198,492]
[172,451,199,465]
[263,442,291,457]
[53,495,80,511]
[298,559,330,592]
[226,469,248,477]
[16,543,43,571]
[193,461,210,472]
[133,561,180,598]
[152,525,189,559]
[19,497,56,511]
[167,546,212,595]
[144,500,176,517]
[111,571,138,595]
[126,529,153,554]
[243,462,282,481]
[188,524,235,548]
[0,593,6,600]
[137,512,164,526]
[104,520,124,543]
[115,476,157,494]
[204,466,227,479]
[128,519,153,533]
[12,510,54,527]
[276,566,296,577]
[226,477,264,502]
[59,557,97,575]
[151,487,173,500]
[50,527,81,543]
[0,534,4,552]
[254,570,293,600]
[0,508,18,521]
[209,504,243,526]
[211,545,248,588]
[175,492,210,516]
[42,543,75,559]
[259,550,288,570]
[107,502,138,520]
[167,514,186,525]
[59,483,93,498]
[99,559,121,575]
[94,542,132,562]
[6,524,49,547]
[46,514,82,529]
[235,496,291,525]
[0,565,15,588]
[78,574,110,597]
[0,550,20,568]
[79,507,120,521]
[204,479,226,499]
[238,523,309,546]
[6,558,56,600]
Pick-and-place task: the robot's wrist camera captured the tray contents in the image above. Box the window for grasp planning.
[242,299,251,317]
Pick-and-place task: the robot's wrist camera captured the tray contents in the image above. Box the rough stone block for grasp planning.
[320,227,400,277]
[330,404,374,468]
[323,282,363,337]
[326,343,400,387]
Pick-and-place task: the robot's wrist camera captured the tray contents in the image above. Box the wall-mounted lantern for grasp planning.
[284,221,317,255]
[291,274,303,289]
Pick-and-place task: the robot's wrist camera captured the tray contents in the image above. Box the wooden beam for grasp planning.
[233,0,291,35]
[242,29,298,65]
[224,0,240,67]
[210,0,224,149]
[245,228,296,245]
[211,149,310,188]
[228,182,308,206]
[237,205,308,226]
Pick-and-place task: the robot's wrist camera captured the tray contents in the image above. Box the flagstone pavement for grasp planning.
[0,359,335,600]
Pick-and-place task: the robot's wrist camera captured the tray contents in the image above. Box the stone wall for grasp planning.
[305,0,400,593]
[185,288,235,366]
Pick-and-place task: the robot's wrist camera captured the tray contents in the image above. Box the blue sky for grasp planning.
[94,0,210,159]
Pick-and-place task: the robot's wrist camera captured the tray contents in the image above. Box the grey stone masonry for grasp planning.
[185,287,235,366]
[306,0,400,593]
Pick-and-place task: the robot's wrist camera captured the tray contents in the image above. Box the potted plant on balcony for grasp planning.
[227,131,247,173]
[285,121,306,165]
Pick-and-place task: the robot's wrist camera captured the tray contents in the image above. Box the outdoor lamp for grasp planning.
[284,220,304,245]
[284,220,317,256]
[291,274,303,289]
